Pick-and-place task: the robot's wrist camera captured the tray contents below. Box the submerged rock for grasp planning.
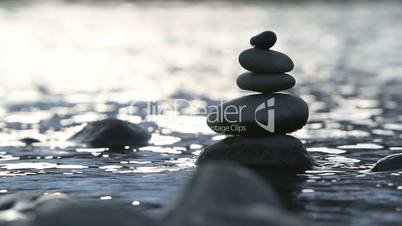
[69,118,151,150]
[371,153,402,172]
[196,136,314,170]
[162,162,308,226]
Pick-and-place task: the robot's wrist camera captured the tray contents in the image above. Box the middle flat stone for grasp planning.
[236,72,295,93]
[238,48,294,73]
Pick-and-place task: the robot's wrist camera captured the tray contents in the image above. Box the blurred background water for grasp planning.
[1,1,402,225]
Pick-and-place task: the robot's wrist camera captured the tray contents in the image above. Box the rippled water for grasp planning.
[1,1,402,225]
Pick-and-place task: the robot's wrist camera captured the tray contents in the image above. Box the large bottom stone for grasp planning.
[207,93,309,136]
[69,118,151,150]
[196,135,314,171]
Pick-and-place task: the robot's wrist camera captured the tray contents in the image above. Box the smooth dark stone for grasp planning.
[162,162,309,226]
[371,153,402,172]
[69,118,151,150]
[31,200,160,226]
[196,136,314,170]
[207,93,309,135]
[250,31,277,49]
[236,72,295,93]
[239,49,294,73]
[19,137,41,146]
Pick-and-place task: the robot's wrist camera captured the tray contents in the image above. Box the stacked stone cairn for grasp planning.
[197,31,314,171]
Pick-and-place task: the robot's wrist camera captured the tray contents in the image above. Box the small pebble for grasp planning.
[250,31,277,49]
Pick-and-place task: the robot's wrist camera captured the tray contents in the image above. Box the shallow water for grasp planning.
[1,1,402,225]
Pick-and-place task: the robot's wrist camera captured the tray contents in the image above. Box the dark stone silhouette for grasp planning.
[239,49,294,73]
[70,118,151,150]
[250,31,277,49]
[207,93,309,135]
[371,153,402,172]
[200,30,314,170]
[197,136,314,170]
[162,162,308,226]
[237,72,296,93]
[19,137,41,146]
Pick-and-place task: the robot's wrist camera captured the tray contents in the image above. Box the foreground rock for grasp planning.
[371,153,402,172]
[70,118,151,150]
[29,200,159,226]
[239,49,294,73]
[236,72,295,93]
[0,164,309,226]
[196,136,314,170]
[207,93,309,135]
[162,162,308,226]
[0,192,159,226]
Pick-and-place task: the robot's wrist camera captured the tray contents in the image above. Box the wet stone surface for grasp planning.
[1,1,402,226]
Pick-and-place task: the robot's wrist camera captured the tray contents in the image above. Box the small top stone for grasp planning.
[250,31,277,49]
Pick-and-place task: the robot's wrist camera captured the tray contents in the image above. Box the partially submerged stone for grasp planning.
[196,136,314,171]
[371,153,402,172]
[70,118,151,150]
[19,138,41,146]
